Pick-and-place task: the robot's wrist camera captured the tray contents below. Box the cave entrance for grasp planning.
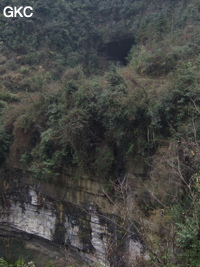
[98,37,135,67]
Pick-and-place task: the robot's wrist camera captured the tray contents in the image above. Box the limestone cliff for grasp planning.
[0,157,148,266]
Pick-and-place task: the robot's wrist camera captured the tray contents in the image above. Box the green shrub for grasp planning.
[0,100,7,110]
[0,258,35,267]
[0,90,19,103]
[19,67,29,75]
[105,66,126,88]
[0,258,8,267]
[129,45,178,76]
[0,128,11,165]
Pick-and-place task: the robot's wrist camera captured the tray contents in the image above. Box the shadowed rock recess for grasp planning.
[98,38,135,66]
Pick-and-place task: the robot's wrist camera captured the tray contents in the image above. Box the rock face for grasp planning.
[6,199,56,241]
[0,159,147,266]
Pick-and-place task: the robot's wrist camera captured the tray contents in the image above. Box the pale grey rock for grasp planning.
[7,200,56,240]
[29,187,40,206]
[90,213,110,267]
[64,216,83,250]
[128,239,143,260]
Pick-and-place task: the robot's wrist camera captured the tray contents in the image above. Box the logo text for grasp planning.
[3,6,33,18]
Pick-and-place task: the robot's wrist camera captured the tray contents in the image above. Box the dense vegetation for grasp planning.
[0,258,35,267]
[0,0,200,266]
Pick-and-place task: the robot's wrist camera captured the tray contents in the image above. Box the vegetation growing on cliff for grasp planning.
[0,258,35,267]
[0,0,200,266]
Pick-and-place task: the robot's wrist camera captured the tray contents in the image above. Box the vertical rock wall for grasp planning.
[0,159,147,266]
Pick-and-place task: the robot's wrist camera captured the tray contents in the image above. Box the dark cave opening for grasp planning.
[98,38,135,66]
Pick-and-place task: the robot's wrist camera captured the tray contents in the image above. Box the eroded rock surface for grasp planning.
[0,163,146,266]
